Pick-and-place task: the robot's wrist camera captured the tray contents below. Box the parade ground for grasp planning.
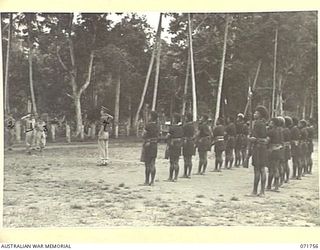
[3,139,319,227]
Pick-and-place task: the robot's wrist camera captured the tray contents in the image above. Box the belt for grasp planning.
[26,129,34,133]
[171,138,182,142]
[215,136,224,140]
[270,144,283,150]
[145,138,158,143]
[284,142,291,146]
[256,138,268,145]
[183,137,194,141]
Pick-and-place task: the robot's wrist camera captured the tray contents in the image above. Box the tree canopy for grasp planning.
[2,11,317,131]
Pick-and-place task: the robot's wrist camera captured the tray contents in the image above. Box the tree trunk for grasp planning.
[309,91,314,119]
[27,16,37,115]
[302,92,307,119]
[134,14,162,128]
[0,13,4,114]
[214,14,229,126]
[181,50,190,118]
[278,75,283,116]
[74,94,83,136]
[56,13,96,137]
[114,66,121,139]
[272,28,278,118]
[127,96,132,136]
[244,60,261,116]
[151,13,162,111]
[188,13,198,122]
[4,13,12,114]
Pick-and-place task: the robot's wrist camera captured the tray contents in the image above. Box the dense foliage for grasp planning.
[2,12,317,130]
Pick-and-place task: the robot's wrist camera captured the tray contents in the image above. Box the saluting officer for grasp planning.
[97,107,113,166]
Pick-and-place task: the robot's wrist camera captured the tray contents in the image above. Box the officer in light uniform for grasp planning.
[97,107,113,166]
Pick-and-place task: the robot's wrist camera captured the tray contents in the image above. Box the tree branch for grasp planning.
[79,51,95,95]
[66,93,74,99]
[79,22,98,95]
[56,46,70,73]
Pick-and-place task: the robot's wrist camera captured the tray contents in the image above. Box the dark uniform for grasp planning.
[299,125,309,178]
[282,126,291,183]
[306,124,314,174]
[250,106,268,196]
[196,122,212,174]
[235,120,247,166]
[225,121,236,169]
[182,121,195,178]
[252,119,268,168]
[266,120,283,191]
[168,124,183,181]
[212,124,225,171]
[290,124,301,179]
[142,121,159,185]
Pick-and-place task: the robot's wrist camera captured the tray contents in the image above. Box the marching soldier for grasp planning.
[212,117,225,172]
[283,116,293,183]
[249,106,269,197]
[298,119,308,178]
[290,117,301,179]
[4,113,16,151]
[21,113,36,155]
[97,107,113,166]
[167,113,183,182]
[141,111,159,186]
[306,119,314,174]
[196,114,212,175]
[182,113,195,178]
[225,117,236,169]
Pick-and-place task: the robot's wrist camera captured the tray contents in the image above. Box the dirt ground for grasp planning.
[3,139,319,227]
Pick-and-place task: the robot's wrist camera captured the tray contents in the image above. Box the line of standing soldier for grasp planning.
[140,107,315,194]
[248,105,314,196]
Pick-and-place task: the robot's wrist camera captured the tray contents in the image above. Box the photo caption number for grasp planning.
[300,244,319,249]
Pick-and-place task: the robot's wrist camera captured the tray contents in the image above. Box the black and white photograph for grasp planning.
[1,11,318,228]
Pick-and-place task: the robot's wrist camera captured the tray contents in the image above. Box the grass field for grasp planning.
[3,140,319,227]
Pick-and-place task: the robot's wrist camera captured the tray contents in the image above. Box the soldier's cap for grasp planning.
[284,116,293,127]
[255,105,269,120]
[101,106,113,119]
[292,117,299,126]
[101,106,111,112]
[270,117,280,127]
[277,116,285,127]
[216,117,224,125]
[299,119,307,127]
[237,113,244,119]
